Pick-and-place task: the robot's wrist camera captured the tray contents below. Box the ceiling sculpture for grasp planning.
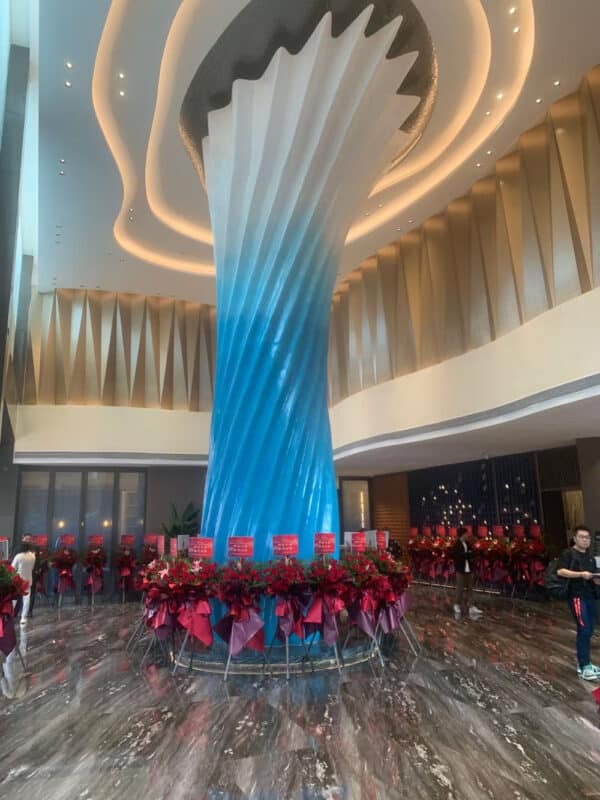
[36,0,600,303]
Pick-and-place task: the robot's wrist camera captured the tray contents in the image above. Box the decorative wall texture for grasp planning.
[371,472,410,547]
[408,453,541,532]
[328,66,600,404]
[5,290,216,411]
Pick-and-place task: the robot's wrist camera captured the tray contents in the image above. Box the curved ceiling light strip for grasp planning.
[95,0,535,273]
[348,0,536,241]
[145,0,215,247]
[91,0,215,276]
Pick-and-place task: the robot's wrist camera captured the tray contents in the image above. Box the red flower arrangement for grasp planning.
[34,545,50,596]
[0,562,29,602]
[214,560,265,655]
[84,546,106,594]
[303,559,350,646]
[115,547,137,591]
[216,560,264,612]
[262,558,308,640]
[51,547,77,594]
[0,562,28,655]
[141,543,160,565]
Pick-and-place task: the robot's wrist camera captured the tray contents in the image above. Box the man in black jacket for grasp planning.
[557,524,600,681]
[452,527,483,620]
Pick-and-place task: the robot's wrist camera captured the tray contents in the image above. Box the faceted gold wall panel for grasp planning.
[328,66,600,405]
[17,290,216,411]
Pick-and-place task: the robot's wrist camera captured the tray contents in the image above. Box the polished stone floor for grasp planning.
[1,586,599,800]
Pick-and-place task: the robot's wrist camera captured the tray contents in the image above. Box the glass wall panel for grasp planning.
[341,479,371,532]
[52,471,82,550]
[17,470,49,541]
[117,472,145,550]
[84,472,115,555]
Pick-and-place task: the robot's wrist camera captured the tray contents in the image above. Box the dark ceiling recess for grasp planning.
[180,0,436,179]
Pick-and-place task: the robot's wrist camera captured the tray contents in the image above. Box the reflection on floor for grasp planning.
[1,586,599,800]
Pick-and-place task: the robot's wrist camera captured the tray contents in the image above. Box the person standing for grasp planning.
[21,534,40,618]
[11,541,36,625]
[452,526,483,620]
[557,525,600,680]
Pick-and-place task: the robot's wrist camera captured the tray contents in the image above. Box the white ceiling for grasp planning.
[30,0,600,304]
[334,387,600,476]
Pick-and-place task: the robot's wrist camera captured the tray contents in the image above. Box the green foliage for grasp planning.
[161,502,200,539]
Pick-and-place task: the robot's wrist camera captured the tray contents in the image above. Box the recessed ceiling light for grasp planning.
[128,207,133,213]
[485,110,491,116]
[59,170,65,175]
[513,25,520,33]
[408,218,414,224]
[64,80,72,88]
[59,158,65,164]
[535,97,543,104]
[396,227,402,231]
[476,162,481,168]
[119,90,125,97]
[118,72,125,79]
[509,6,517,14]
[377,203,383,208]
[365,212,370,216]
[65,61,73,69]
[486,150,492,155]
[496,92,504,100]
[553,80,560,86]
[128,215,134,221]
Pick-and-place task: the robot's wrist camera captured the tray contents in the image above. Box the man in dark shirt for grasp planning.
[452,527,483,621]
[557,524,600,680]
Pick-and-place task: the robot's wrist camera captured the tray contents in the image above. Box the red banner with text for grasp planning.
[314,532,336,555]
[189,537,214,560]
[227,536,254,558]
[273,534,299,557]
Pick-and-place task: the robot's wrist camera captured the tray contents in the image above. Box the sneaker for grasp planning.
[580,665,600,681]
[577,665,583,676]
[468,606,483,619]
[453,604,462,620]
[588,664,600,676]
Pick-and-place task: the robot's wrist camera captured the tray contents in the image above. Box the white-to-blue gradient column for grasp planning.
[198,10,419,561]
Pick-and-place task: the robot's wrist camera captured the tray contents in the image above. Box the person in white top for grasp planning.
[11,541,36,625]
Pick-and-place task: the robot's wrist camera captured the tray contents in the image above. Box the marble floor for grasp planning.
[1,587,599,800]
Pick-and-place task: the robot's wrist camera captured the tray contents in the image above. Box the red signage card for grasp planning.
[31,535,48,546]
[376,530,387,550]
[273,534,299,557]
[169,538,178,557]
[89,535,104,547]
[227,536,254,558]
[144,534,158,545]
[435,524,446,537]
[189,537,214,559]
[314,532,336,554]
[58,534,75,546]
[351,531,366,552]
[120,534,135,547]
